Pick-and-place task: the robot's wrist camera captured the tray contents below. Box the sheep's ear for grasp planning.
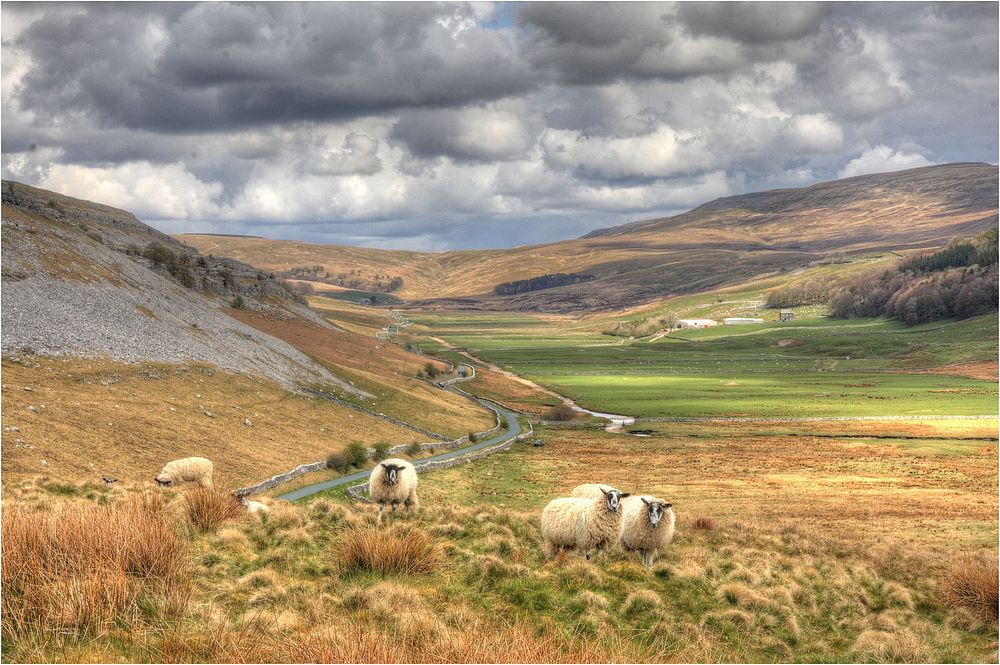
[641,497,650,506]
[600,487,610,496]
[619,492,631,498]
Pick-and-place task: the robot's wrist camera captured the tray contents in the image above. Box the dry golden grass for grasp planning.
[419,421,998,550]
[1,492,189,637]
[1,356,424,488]
[184,488,246,533]
[941,554,999,626]
[281,619,656,663]
[339,524,444,576]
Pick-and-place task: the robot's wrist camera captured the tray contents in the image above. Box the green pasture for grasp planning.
[411,311,998,418]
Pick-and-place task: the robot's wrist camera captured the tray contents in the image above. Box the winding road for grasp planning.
[276,401,523,501]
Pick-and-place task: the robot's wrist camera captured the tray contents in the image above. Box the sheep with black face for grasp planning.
[541,487,629,560]
[620,495,675,568]
[368,458,419,523]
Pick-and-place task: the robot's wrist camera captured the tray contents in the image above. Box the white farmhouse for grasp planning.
[724,317,764,325]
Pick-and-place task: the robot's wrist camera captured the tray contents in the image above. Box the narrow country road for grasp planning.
[276,402,523,501]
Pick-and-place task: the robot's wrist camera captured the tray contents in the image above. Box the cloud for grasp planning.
[838,145,935,179]
[1,2,996,250]
[310,133,382,176]
[392,106,534,162]
[40,161,224,220]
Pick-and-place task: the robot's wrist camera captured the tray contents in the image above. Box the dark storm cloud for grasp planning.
[677,2,830,43]
[9,2,534,133]
[1,1,996,250]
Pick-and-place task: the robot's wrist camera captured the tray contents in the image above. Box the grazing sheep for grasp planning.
[369,458,419,523]
[570,483,621,499]
[541,487,629,560]
[155,457,214,489]
[620,496,675,568]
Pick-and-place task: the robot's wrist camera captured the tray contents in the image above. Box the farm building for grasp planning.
[724,317,764,325]
[780,310,795,322]
[677,319,719,329]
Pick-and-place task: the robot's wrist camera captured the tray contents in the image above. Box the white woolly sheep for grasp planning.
[541,487,629,560]
[369,458,419,523]
[155,457,214,489]
[620,495,675,568]
[570,483,620,499]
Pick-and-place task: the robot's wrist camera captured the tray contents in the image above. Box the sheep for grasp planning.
[541,487,629,560]
[570,483,620,499]
[154,456,214,489]
[620,496,675,568]
[369,458,419,523]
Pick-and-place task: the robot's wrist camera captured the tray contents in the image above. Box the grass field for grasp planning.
[410,311,998,418]
[6,411,995,662]
[0,357,427,489]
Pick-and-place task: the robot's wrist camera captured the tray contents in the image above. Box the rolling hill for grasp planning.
[0,180,496,487]
[182,163,998,311]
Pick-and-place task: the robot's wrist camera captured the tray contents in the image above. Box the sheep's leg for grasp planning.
[377,503,385,524]
[405,491,420,513]
[642,552,654,569]
[544,541,558,559]
[391,503,398,516]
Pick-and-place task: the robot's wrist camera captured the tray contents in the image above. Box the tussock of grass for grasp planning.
[941,554,999,626]
[692,516,718,530]
[1,492,188,637]
[620,589,662,620]
[184,488,245,532]
[284,619,654,663]
[339,524,443,576]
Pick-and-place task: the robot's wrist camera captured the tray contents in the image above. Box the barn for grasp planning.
[723,317,764,325]
[677,319,719,329]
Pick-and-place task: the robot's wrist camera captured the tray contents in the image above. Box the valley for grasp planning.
[2,168,997,663]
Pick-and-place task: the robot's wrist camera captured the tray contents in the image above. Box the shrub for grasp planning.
[424,362,440,379]
[231,295,245,309]
[468,431,479,443]
[405,442,423,458]
[184,488,245,533]
[339,525,442,576]
[372,442,391,461]
[941,554,999,625]
[143,242,175,266]
[546,404,576,421]
[326,451,350,473]
[346,442,369,468]
[1,493,189,637]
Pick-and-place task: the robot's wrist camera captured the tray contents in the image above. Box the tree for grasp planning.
[372,442,391,461]
[424,362,440,379]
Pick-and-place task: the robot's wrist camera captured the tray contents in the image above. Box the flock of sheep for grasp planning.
[154,456,674,568]
[542,483,675,568]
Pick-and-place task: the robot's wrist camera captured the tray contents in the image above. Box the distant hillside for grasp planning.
[1,180,362,394]
[182,164,998,312]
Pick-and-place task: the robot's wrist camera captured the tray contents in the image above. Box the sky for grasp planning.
[2,2,997,250]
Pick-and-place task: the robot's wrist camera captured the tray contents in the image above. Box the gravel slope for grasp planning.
[1,181,367,395]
